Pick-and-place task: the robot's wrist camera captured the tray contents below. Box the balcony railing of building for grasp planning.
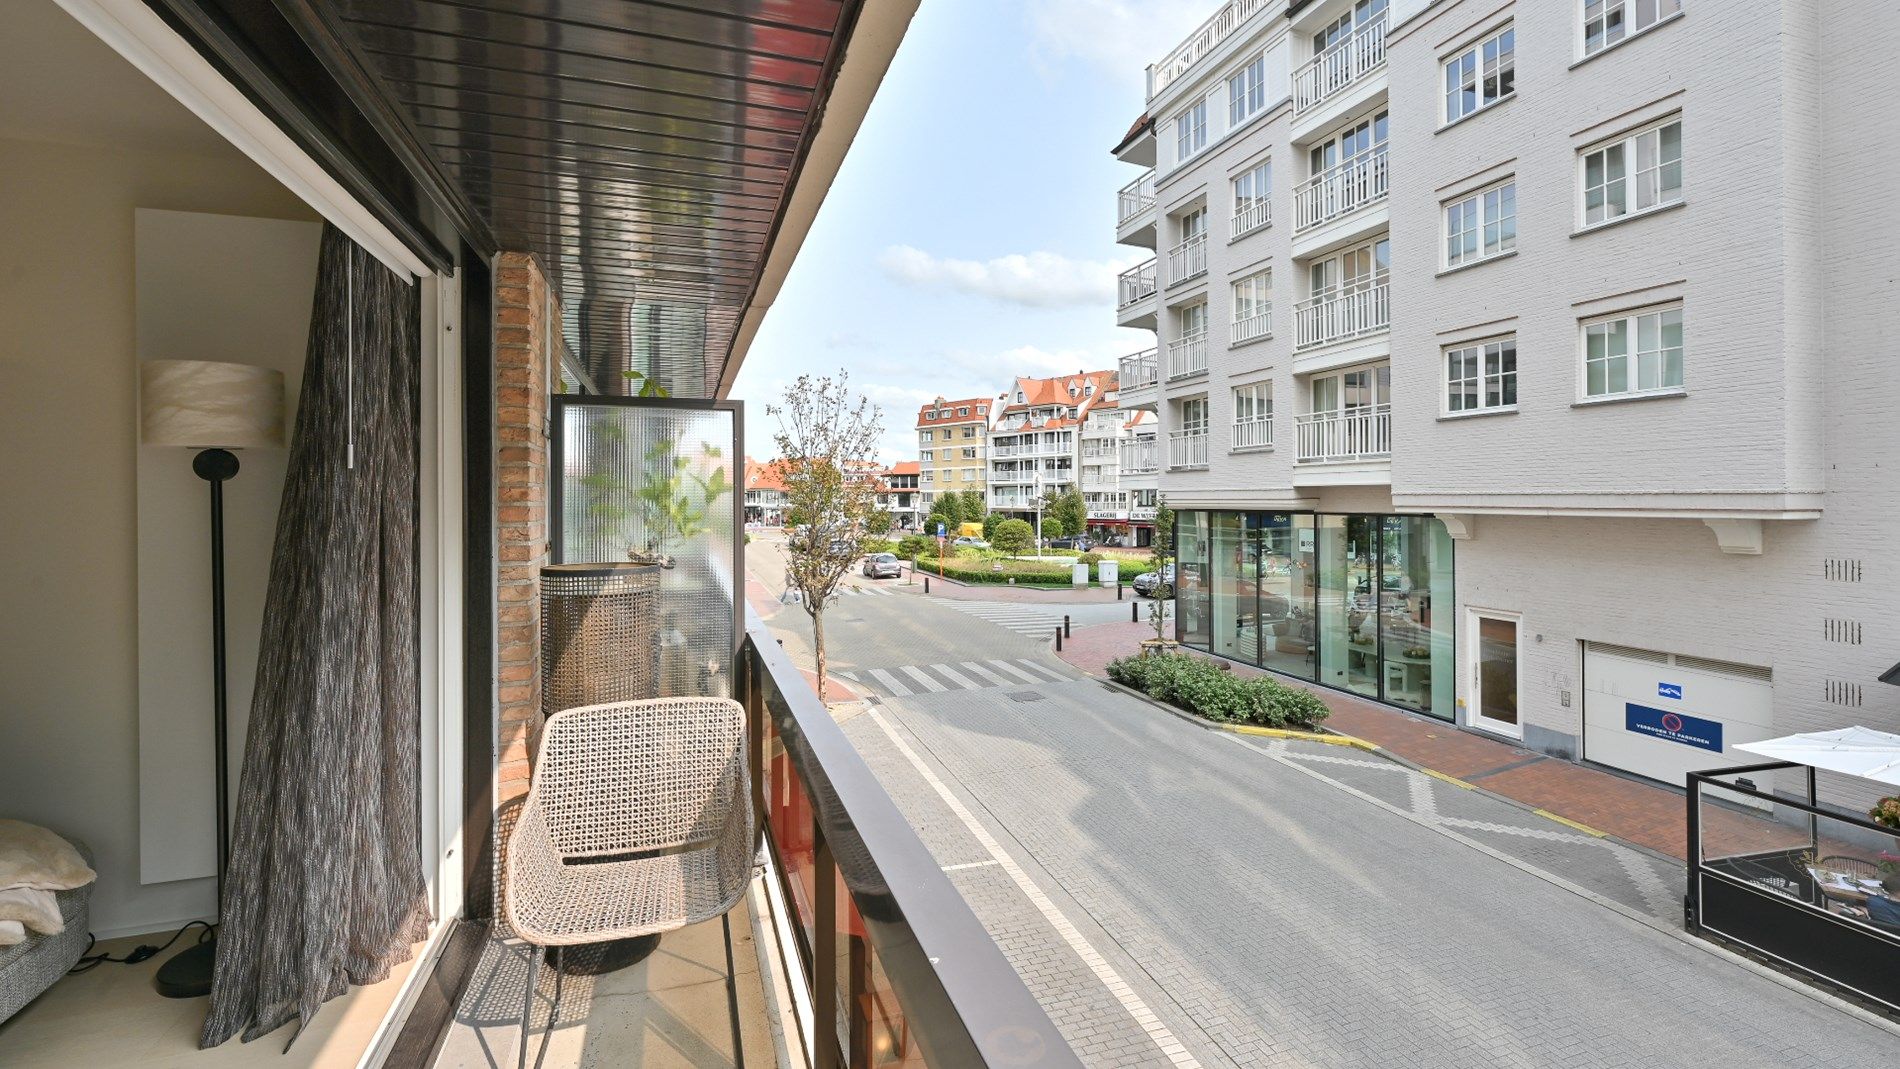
[1117,170,1156,224]
[739,613,1080,1067]
[1293,278,1389,350]
[1121,437,1160,474]
[1168,330,1209,380]
[1232,197,1270,238]
[1231,307,1272,345]
[1168,429,1209,470]
[1119,348,1159,390]
[1292,12,1389,116]
[1118,259,1158,307]
[1149,0,1270,98]
[1294,404,1391,463]
[1167,233,1207,285]
[1232,414,1274,450]
[1293,148,1388,233]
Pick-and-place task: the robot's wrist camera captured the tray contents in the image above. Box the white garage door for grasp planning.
[1581,643,1775,787]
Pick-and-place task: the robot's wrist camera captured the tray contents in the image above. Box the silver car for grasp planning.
[860,552,901,579]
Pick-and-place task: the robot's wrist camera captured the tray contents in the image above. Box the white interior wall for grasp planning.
[0,134,316,937]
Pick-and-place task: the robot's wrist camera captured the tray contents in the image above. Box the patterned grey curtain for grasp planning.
[202,225,429,1047]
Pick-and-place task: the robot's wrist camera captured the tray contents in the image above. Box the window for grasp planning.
[1445,180,1516,267]
[1179,207,1207,242]
[1445,338,1517,412]
[1228,54,1266,127]
[962,468,976,481]
[1445,25,1514,123]
[1583,306,1683,397]
[1582,120,1681,226]
[961,425,975,438]
[1232,271,1271,343]
[920,449,933,461]
[920,429,933,442]
[1179,396,1210,432]
[957,406,969,416]
[1308,111,1388,177]
[1233,383,1272,421]
[1584,0,1680,56]
[1232,161,1271,234]
[1310,365,1391,414]
[1179,301,1209,338]
[1175,99,1208,162]
[978,405,988,414]
[962,447,978,459]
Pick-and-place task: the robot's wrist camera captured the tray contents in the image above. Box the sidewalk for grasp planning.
[1057,619,1693,860]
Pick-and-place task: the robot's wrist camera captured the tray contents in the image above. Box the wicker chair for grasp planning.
[504,697,753,1068]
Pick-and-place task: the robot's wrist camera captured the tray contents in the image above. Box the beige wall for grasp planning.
[0,134,315,936]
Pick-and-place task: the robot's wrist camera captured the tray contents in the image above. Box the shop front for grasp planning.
[1175,511,1455,718]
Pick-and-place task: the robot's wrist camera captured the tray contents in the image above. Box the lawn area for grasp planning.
[914,549,1157,587]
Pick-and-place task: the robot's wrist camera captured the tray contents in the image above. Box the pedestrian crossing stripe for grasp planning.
[837,659,1077,698]
[939,601,1070,637]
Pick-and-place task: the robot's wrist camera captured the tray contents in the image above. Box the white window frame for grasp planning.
[1228,54,1267,127]
[1444,24,1515,124]
[1231,271,1272,344]
[1444,179,1517,269]
[1583,0,1682,57]
[1232,382,1273,450]
[1443,336,1518,414]
[1579,305,1684,400]
[1580,118,1682,228]
[1179,395,1210,433]
[1231,160,1272,237]
[1175,99,1209,163]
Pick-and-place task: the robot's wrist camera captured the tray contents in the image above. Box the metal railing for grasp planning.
[1118,259,1158,307]
[1294,278,1389,350]
[1231,307,1272,345]
[1168,330,1209,379]
[1150,0,1270,98]
[1081,472,1117,491]
[1121,438,1160,474]
[1168,429,1209,469]
[740,614,1081,1067]
[1292,13,1389,116]
[1119,348,1159,390]
[1167,233,1207,285]
[1295,404,1391,462]
[1232,197,1270,237]
[1117,170,1156,224]
[1293,148,1388,232]
[1232,414,1274,450]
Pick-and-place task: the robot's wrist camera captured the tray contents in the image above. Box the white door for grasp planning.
[1467,609,1521,738]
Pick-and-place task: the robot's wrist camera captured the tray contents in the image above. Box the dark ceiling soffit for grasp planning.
[141,0,477,273]
[714,0,868,397]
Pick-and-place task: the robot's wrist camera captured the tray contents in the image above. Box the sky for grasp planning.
[731,0,1216,462]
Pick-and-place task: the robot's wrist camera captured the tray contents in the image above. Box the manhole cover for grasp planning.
[1007,691,1046,703]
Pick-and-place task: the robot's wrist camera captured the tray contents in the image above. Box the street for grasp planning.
[748,535,1900,1068]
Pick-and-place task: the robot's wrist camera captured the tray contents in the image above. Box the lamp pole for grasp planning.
[1034,470,1044,558]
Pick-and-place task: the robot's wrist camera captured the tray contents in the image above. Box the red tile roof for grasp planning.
[915,396,992,427]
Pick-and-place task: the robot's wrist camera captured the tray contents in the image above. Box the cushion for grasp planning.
[0,920,23,947]
[0,820,95,892]
[0,887,63,935]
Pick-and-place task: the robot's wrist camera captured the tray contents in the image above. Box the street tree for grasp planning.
[991,518,1034,555]
[982,511,1008,538]
[1048,487,1087,541]
[957,489,987,520]
[1150,498,1175,646]
[925,492,963,534]
[770,371,882,703]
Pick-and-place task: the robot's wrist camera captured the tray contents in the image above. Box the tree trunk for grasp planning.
[812,605,828,704]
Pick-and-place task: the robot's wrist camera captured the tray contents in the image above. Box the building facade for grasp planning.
[916,395,992,511]
[987,372,1116,520]
[743,457,790,526]
[1117,0,1899,808]
[878,461,922,530]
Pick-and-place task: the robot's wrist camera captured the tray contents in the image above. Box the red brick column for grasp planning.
[493,252,554,810]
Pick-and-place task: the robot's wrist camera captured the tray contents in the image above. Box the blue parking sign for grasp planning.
[937,522,945,537]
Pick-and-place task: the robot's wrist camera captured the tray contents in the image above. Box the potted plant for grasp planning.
[1871,796,1900,831]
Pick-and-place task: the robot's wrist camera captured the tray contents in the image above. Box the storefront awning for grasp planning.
[1735,726,1900,787]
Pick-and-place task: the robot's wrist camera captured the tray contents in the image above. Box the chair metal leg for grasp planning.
[550,946,565,1028]
[518,943,541,1069]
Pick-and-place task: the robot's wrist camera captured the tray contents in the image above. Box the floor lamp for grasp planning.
[138,360,285,999]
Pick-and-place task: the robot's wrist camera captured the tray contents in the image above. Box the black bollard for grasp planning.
[1132,601,1139,623]
[1064,615,1071,638]
[924,577,930,594]
[1055,625,1063,652]
[1117,581,1124,601]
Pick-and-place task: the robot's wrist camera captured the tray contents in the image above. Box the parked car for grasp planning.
[860,552,901,579]
[1132,563,1174,598]
[1048,535,1092,550]
[952,536,989,548]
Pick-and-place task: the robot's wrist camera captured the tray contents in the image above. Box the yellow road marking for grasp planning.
[1534,809,1608,837]
[1422,768,1476,790]
[1221,724,1379,751]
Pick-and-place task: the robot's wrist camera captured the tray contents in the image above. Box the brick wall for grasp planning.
[493,251,554,810]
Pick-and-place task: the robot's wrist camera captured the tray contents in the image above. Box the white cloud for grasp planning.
[877,245,1131,309]
[1022,0,1213,78]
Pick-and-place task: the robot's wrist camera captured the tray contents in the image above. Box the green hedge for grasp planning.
[915,557,1075,585]
[1107,652,1330,730]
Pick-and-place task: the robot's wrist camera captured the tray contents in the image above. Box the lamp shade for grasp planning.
[140,360,284,449]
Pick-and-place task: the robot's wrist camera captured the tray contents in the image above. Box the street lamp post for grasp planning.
[1034,470,1044,558]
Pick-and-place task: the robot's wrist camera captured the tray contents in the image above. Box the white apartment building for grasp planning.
[1115,0,1899,810]
[1082,403,1161,546]
[987,372,1115,517]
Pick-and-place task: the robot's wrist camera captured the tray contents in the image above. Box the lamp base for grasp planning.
[154,932,217,999]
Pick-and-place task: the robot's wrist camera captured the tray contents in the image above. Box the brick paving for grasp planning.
[1058,620,1696,860]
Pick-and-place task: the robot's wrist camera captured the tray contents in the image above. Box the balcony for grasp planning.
[1121,437,1160,475]
[1167,233,1207,286]
[1168,429,1209,470]
[1120,347,1159,390]
[1117,169,1157,246]
[1168,330,1209,379]
[1117,259,1158,325]
[1081,472,1117,491]
[1292,13,1388,117]
[1232,196,1270,238]
[1150,0,1271,98]
[1295,404,1391,463]
[1294,148,1388,234]
[1232,414,1274,451]
[1232,307,1272,345]
[1294,279,1389,350]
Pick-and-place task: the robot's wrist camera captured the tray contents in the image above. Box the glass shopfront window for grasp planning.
[1176,509,1454,719]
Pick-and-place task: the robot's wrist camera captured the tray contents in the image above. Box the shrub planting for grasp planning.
[1107,652,1330,730]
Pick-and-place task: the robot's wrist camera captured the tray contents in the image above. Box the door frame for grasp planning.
[1465,606,1522,739]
